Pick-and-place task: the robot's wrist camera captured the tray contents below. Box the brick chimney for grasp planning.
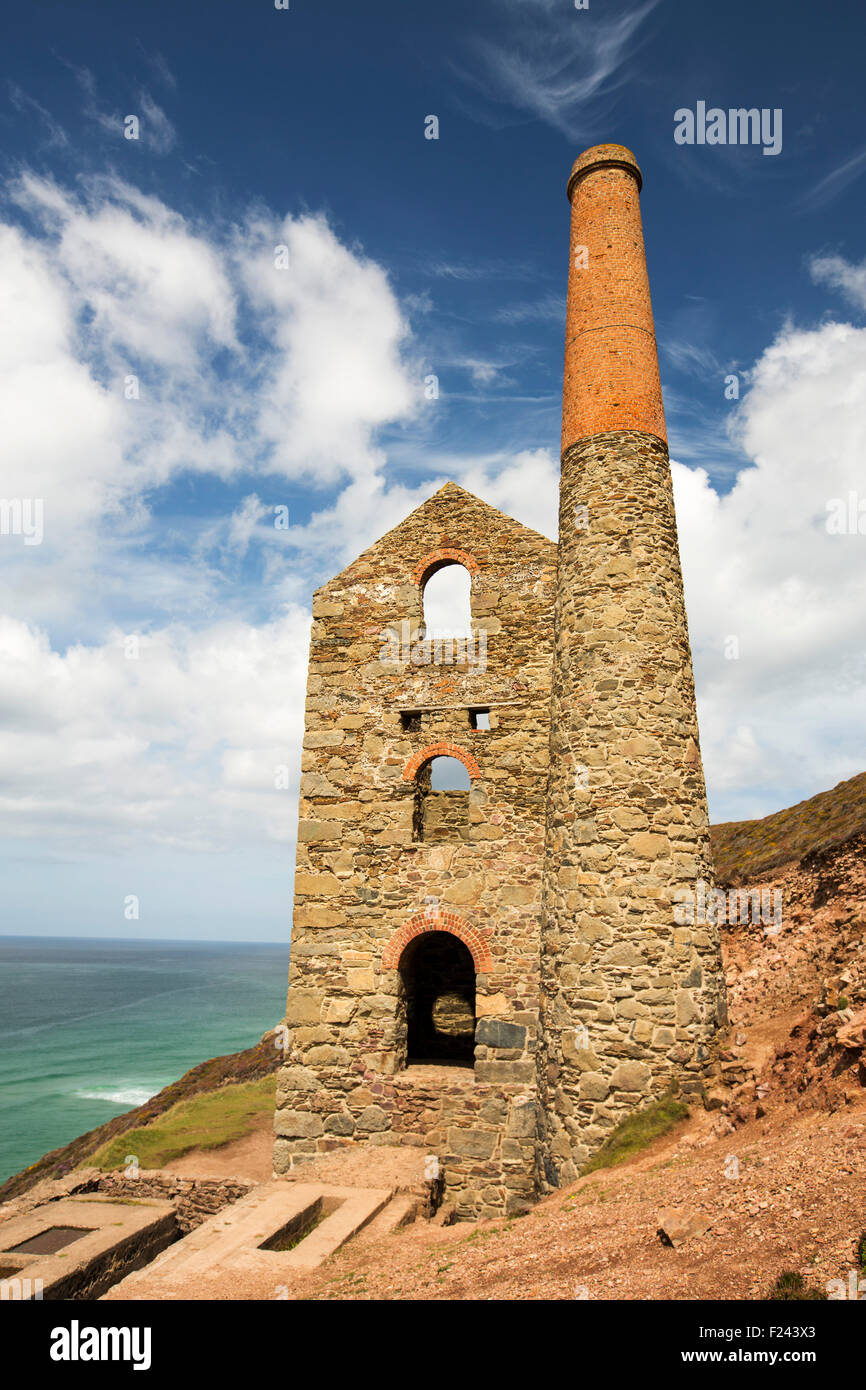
[538,144,726,1188]
[562,144,665,447]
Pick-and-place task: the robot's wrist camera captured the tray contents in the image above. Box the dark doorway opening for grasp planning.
[400,931,476,1065]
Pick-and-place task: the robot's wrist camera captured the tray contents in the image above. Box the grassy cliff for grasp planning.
[710,771,866,884]
[0,1033,282,1203]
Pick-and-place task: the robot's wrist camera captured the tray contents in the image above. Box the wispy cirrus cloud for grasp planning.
[494,293,566,325]
[452,0,661,139]
[796,145,866,212]
[71,64,177,153]
[426,257,538,282]
[8,83,69,149]
[660,296,736,386]
[663,338,727,379]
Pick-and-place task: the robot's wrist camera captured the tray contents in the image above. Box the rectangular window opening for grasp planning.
[469,708,490,731]
[400,711,422,732]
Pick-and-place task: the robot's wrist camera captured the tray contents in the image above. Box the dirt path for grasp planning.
[160,1113,275,1183]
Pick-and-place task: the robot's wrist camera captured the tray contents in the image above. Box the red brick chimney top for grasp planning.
[561,141,666,448]
[566,144,642,200]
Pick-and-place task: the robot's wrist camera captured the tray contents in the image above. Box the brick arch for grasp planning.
[411,547,480,587]
[382,909,493,973]
[402,742,481,783]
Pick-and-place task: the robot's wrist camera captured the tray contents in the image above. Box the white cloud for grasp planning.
[810,253,866,312]
[13,173,237,368]
[456,448,559,540]
[0,173,422,873]
[674,318,866,819]
[238,211,421,485]
[0,176,422,632]
[0,218,130,536]
[0,610,310,852]
[226,494,270,557]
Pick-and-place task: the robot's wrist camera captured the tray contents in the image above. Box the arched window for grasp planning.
[399,931,476,1066]
[412,755,471,843]
[430,755,471,790]
[421,563,472,638]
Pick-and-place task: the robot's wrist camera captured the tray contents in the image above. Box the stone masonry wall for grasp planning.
[538,430,727,1185]
[274,483,557,1217]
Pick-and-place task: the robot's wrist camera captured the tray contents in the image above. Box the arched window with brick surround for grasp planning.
[400,932,476,1065]
[412,756,470,843]
[421,563,471,639]
[403,743,480,845]
[411,547,480,642]
[383,908,493,1072]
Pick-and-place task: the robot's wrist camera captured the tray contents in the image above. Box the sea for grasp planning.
[0,936,290,1185]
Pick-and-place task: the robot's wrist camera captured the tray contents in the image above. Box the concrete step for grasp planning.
[353,1192,419,1243]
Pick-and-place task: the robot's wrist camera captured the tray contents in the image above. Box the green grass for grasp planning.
[579,1093,690,1176]
[90,1075,276,1171]
[767,1271,828,1301]
[264,1210,327,1252]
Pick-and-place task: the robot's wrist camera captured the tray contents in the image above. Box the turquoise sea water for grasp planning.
[0,936,289,1184]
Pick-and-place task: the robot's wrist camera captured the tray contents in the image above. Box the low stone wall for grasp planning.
[0,1168,254,1238]
[85,1172,254,1234]
[275,1066,539,1220]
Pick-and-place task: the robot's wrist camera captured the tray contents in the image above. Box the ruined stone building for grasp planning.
[274,145,727,1218]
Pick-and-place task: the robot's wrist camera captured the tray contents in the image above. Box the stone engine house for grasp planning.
[274,145,727,1218]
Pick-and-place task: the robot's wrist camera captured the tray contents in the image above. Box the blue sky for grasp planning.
[1,0,865,939]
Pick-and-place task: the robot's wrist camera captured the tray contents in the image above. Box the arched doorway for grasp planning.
[399,931,476,1066]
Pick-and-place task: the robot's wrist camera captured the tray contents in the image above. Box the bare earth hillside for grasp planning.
[141,820,866,1301]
